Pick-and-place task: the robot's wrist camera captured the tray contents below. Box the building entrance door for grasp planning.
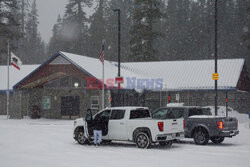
[61,96,80,119]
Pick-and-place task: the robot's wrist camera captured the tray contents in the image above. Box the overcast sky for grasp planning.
[37,0,68,43]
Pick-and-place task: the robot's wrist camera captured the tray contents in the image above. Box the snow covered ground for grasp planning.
[0,117,249,167]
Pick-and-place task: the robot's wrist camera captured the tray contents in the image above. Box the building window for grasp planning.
[60,76,70,88]
[91,96,99,109]
[82,79,87,88]
[43,96,51,110]
[44,80,58,89]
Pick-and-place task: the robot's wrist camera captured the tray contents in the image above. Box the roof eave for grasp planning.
[13,51,61,90]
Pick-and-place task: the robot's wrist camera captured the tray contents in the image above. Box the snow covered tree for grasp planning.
[129,0,164,62]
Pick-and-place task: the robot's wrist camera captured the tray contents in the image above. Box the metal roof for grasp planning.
[61,51,245,91]
[2,51,245,91]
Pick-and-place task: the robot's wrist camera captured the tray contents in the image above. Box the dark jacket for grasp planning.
[93,115,104,131]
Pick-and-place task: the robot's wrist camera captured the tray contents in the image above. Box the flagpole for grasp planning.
[99,41,105,109]
[7,40,10,119]
[102,62,104,109]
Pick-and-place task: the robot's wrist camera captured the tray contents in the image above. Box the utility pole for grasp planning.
[113,9,121,106]
[7,40,10,119]
[214,0,218,116]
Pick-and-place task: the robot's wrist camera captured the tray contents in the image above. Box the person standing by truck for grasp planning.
[93,114,104,146]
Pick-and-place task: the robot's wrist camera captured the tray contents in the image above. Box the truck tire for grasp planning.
[159,140,173,147]
[211,137,225,144]
[193,128,209,145]
[135,132,150,149]
[76,130,88,145]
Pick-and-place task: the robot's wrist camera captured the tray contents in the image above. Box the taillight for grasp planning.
[237,120,238,129]
[217,121,223,129]
[183,120,185,129]
[158,122,164,132]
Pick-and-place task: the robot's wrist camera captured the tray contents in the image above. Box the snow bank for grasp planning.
[0,115,8,119]
[189,115,223,119]
[167,103,184,107]
[205,106,249,123]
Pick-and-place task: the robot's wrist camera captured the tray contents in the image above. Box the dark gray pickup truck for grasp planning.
[152,106,239,145]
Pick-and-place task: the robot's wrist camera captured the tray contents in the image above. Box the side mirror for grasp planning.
[85,109,93,122]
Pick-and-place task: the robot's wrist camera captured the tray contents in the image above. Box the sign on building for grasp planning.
[43,96,51,110]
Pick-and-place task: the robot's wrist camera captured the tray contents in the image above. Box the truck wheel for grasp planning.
[76,131,88,145]
[193,128,209,145]
[159,141,173,147]
[211,137,225,144]
[135,132,150,149]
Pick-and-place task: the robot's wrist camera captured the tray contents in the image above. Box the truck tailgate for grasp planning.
[223,117,238,131]
[164,118,184,133]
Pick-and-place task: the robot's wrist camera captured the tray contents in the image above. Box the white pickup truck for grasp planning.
[73,107,184,148]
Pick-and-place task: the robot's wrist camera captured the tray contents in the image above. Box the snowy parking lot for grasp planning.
[0,117,250,167]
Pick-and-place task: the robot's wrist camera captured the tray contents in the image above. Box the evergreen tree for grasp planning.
[104,0,134,62]
[20,0,30,34]
[61,0,92,54]
[164,0,193,60]
[235,0,250,76]
[88,0,106,58]
[48,15,63,55]
[0,0,21,64]
[129,0,164,62]
[46,0,249,75]
[23,0,44,63]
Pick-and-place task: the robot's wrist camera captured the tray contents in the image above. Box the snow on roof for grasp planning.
[0,65,39,91]
[2,51,244,91]
[60,51,244,91]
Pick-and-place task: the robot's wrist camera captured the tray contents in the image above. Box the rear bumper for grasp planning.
[155,132,185,141]
[219,130,239,137]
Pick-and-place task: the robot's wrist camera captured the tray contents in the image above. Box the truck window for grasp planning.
[171,108,184,118]
[188,108,212,117]
[202,108,212,115]
[110,110,125,120]
[152,108,183,119]
[94,110,111,121]
[152,108,170,119]
[130,109,150,119]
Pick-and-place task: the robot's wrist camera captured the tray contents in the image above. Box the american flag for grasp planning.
[99,43,104,64]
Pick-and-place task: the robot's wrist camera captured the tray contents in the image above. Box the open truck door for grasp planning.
[85,109,94,137]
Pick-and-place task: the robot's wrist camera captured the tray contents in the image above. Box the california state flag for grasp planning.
[11,52,22,70]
